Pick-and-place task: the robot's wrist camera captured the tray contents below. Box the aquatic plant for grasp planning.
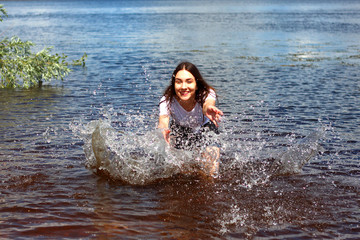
[0,5,86,88]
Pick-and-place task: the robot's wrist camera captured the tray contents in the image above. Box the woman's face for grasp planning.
[174,70,197,103]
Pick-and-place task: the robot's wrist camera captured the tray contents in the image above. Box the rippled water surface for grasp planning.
[1,0,359,239]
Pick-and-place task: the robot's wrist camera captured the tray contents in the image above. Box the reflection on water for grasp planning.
[1,0,360,239]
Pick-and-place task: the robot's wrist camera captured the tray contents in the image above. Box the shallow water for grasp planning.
[1,0,359,239]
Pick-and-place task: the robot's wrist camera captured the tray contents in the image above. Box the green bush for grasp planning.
[0,5,86,88]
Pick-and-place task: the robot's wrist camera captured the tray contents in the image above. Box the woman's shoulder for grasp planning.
[160,95,167,103]
[209,88,216,95]
[159,96,170,116]
[206,88,216,100]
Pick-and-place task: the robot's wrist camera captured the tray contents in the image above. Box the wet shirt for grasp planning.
[159,90,216,129]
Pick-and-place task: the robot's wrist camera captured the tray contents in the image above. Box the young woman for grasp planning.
[158,62,223,177]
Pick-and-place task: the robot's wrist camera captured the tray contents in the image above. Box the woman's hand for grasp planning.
[162,129,171,144]
[205,105,223,127]
[158,115,170,145]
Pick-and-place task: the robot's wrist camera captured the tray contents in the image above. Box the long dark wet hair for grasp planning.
[162,62,216,107]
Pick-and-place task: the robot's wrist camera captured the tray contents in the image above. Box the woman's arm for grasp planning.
[203,98,223,127]
[158,115,170,144]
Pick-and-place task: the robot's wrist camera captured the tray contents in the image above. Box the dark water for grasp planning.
[1,0,359,239]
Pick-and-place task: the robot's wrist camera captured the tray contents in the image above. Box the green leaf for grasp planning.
[0,5,86,89]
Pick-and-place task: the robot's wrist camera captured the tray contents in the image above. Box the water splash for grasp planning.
[71,110,325,186]
[71,110,224,185]
[269,130,325,176]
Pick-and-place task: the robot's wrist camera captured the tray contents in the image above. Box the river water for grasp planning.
[1,0,359,239]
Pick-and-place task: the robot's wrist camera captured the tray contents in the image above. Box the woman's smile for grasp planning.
[179,90,190,96]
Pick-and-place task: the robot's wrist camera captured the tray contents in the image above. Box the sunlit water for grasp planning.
[1,0,359,239]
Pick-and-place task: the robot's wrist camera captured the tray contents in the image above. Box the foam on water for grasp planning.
[71,109,325,187]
